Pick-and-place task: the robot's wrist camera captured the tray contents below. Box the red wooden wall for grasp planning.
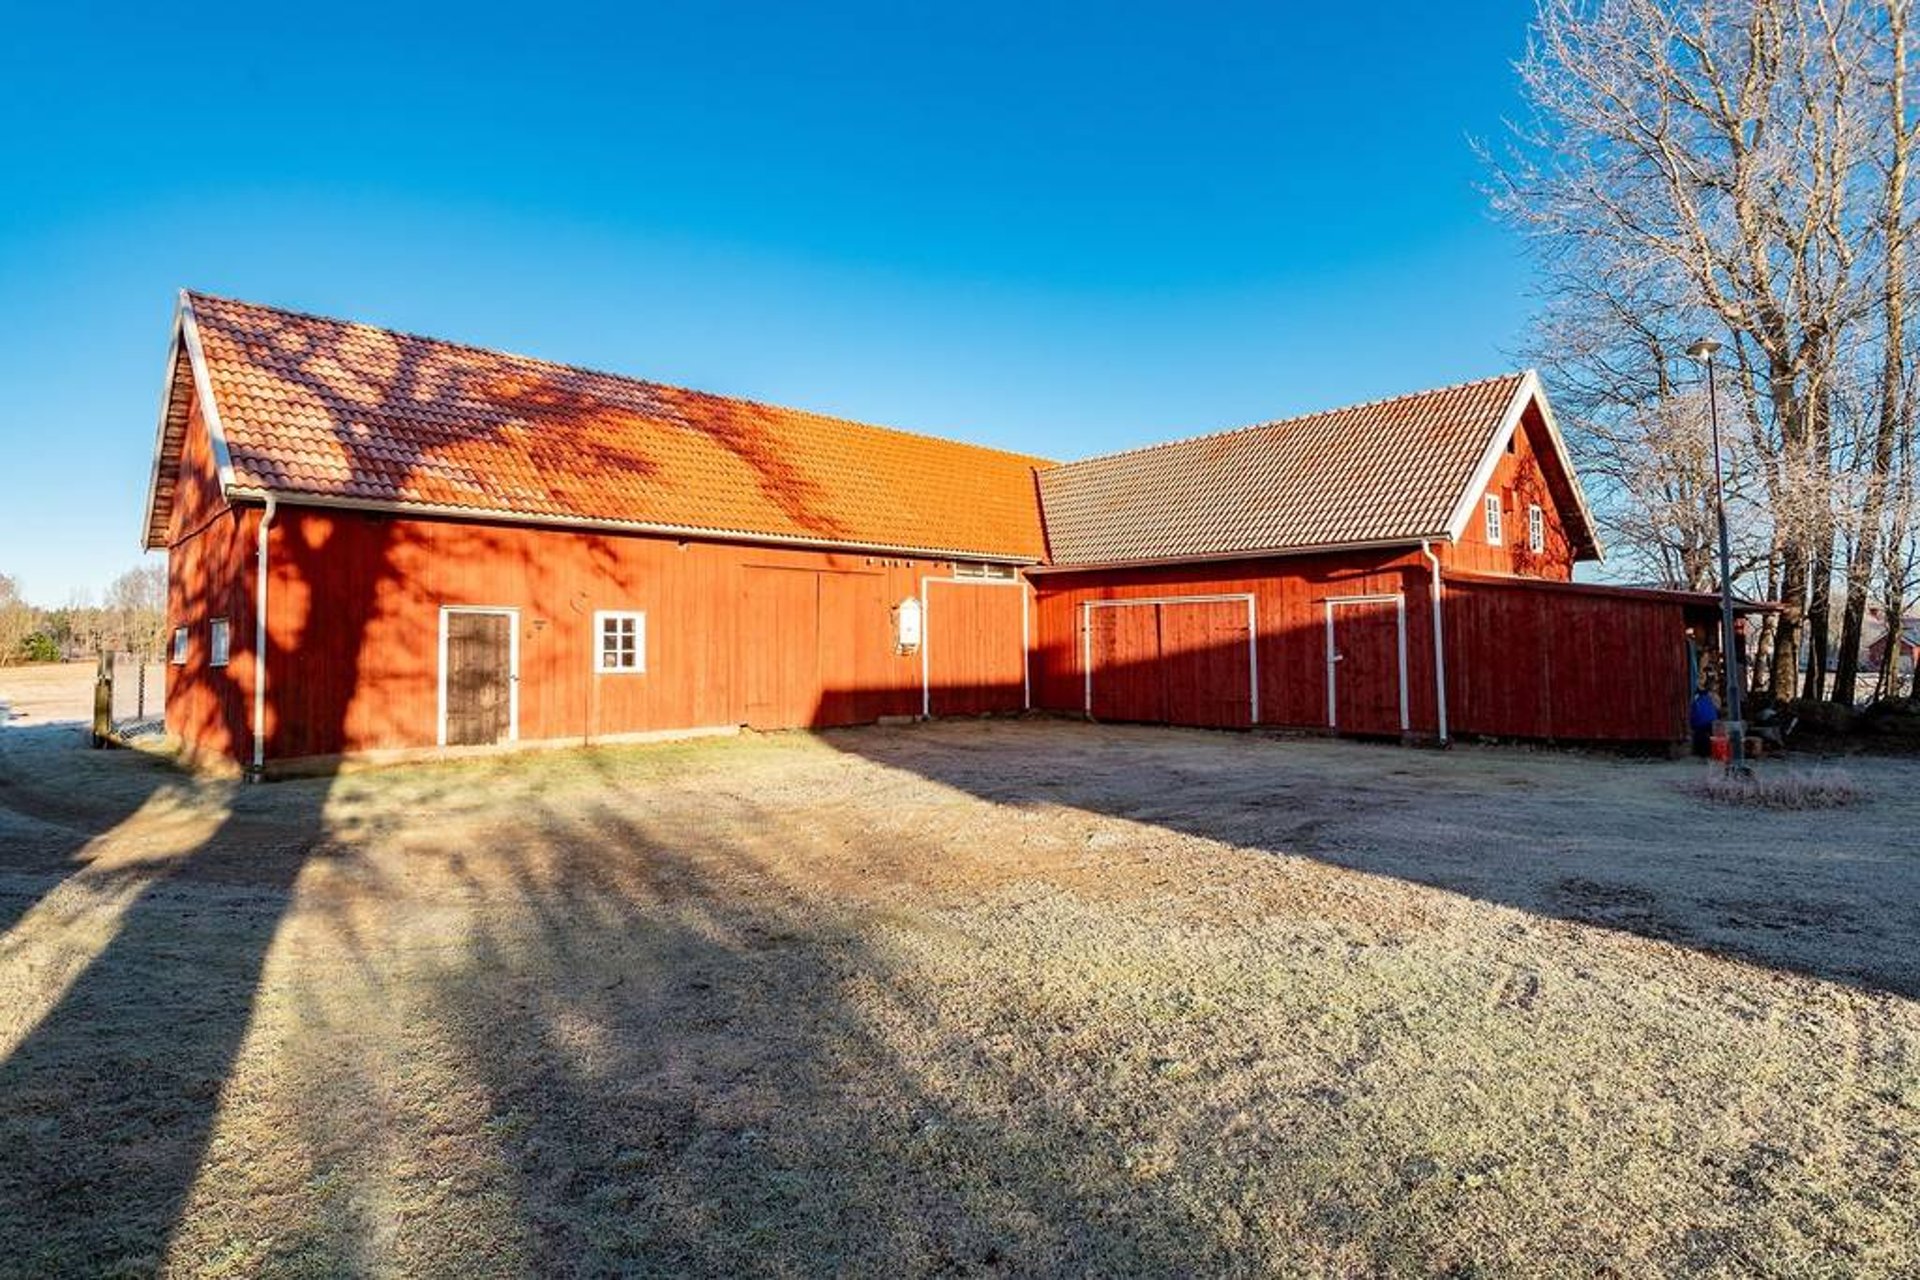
[1450,400,1584,578]
[924,579,1026,716]
[1443,575,1691,741]
[251,508,1033,761]
[1031,551,1441,736]
[163,391,257,765]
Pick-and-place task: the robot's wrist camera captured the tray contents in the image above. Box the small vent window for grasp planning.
[954,562,1016,580]
[210,618,231,668]
[171,627,188,665]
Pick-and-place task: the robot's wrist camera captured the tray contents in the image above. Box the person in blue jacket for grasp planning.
[1689,687,1721,757]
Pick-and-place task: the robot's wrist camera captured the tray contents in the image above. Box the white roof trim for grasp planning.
[221,487,1041,565]
[179,295,237,493]
[1441,370,1603,562]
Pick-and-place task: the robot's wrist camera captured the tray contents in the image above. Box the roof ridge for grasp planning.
[1052,370,1531,471]
[181,289,1055,469]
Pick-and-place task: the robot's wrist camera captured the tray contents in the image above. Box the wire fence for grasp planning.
[99,650,166,742]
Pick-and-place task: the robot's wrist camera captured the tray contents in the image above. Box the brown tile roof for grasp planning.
[1037,373,1533,565]
[150,292,1051,559]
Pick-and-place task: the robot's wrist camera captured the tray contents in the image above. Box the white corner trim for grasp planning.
[178,296,238,494]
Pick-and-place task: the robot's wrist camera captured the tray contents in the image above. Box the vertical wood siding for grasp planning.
[1031,551,1439,736]
[1443,577,1691,742]
[924,579,1026,716]
[163,390,257,765]
[257,507,1028,761]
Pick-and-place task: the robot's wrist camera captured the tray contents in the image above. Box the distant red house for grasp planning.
[144,292,1740,773]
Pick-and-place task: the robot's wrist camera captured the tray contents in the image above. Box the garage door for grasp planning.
[924,579,1026,716]
[741,567,887,729]
[1086,596,1256,728]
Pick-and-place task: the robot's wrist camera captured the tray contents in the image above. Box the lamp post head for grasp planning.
[1686,337,1723,361]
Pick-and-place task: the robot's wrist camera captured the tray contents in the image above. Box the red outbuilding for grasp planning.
[143,292,1743,773]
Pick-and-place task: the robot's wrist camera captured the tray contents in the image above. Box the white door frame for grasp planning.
[1323,593,1408,733]
[437,605,521,747]
[1081,593,1259,723]
[919,573,1031,717]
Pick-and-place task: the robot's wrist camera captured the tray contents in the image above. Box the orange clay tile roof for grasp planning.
[1036,373,1533,565]
[156,292,1052,559]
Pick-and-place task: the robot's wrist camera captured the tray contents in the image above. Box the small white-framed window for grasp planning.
[594,610,645,673]
[1484,493,1504,546]
[954,561,1017,581]
[210,618,231,668]
[1528,504,1545,554]
[171,627,188,665]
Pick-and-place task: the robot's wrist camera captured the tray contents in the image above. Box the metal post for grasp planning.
[1701,350,1747,772]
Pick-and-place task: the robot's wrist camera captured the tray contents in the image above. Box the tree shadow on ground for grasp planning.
[820,719,1920,1001]
[253,787,1253,1276]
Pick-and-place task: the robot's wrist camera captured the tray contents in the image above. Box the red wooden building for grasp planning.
[144,292,1739,773]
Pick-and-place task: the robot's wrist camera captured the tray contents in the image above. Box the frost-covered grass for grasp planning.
[1688,764,1869,810]
[2,713,1917,1277]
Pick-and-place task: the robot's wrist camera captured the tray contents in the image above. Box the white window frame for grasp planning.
[1484,493,1503,546]
[1528,504,1545,553]
[209,618,231,668]
[171,626,188,665]
[594,610,646,674]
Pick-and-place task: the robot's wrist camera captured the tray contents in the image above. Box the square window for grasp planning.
[1528,504,1545,554]
[210,618,231,667]
[171,627,188,665]
[1484,493,1503,546]
[595,611,645,673]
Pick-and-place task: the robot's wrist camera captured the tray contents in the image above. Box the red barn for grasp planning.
[143,292,1740,774]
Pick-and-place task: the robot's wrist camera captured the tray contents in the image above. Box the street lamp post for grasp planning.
[1686,336,1746,773]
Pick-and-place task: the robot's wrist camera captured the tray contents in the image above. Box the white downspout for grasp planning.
[1421,539,1450,746]
[251,495,277,780]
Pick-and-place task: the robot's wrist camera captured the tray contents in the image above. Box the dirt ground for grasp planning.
[1,663,1917,1277]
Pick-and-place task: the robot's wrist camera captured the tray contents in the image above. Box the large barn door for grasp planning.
[740,566,886,730]
[742,567,822,730]
[440,607,518,747]
[924,578,1026,717]
[1086,596,1256,728]
[1326,595,1407,737]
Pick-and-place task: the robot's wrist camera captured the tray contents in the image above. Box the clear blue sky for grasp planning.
[0,1,1540,606]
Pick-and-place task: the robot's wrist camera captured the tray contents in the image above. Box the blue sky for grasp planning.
[0,1,1539,605]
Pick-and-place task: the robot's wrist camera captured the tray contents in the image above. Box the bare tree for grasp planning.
[0,573,36,664]
[1491,0,1916,704]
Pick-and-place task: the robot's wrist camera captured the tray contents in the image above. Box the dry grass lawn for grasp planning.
[1,662,1917,1277]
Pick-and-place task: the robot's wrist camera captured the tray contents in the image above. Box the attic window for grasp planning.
[1528,504,1545,553]
[954,562,1016,580]
[1484,493,1503,546]
[1506,434,1517,454]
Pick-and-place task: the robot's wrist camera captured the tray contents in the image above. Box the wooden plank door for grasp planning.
[1158,600,1254,728]
[443,611,515,746]
[816,571,885,726]
[1329,597,1405,736]
[1087,604,1166,723]
[742,567,821,730]
[926,581,1026,717]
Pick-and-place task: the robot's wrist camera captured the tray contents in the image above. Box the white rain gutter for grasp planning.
[250,495,277,780]
[1421,539,1449,746]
